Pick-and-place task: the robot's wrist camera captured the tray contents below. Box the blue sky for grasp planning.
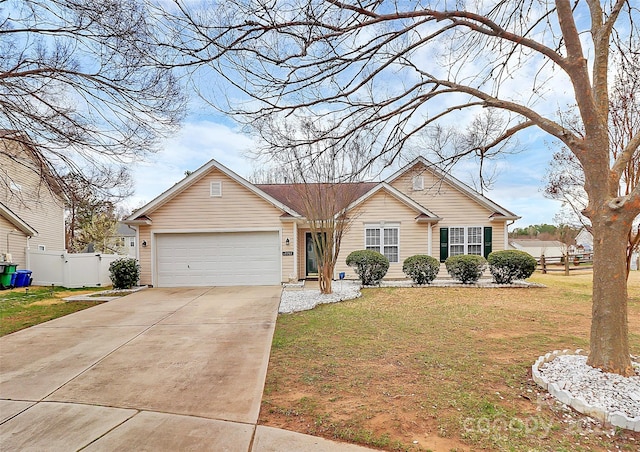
[127,116,564,228]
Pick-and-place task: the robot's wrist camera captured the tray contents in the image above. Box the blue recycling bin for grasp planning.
[13,270,32,288]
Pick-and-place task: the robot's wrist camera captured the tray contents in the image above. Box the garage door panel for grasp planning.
[155,232,280,287]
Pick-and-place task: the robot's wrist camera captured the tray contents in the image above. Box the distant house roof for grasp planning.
[510,239,566,248]
[116,222,135,237]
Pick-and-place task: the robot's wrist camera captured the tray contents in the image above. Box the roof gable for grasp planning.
[126,159,301,222]
[346,182,441,221]
[386,157,520,220]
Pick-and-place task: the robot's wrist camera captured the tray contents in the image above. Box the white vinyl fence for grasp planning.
[26,250,122,288]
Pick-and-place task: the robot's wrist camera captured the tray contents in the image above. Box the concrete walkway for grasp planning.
[0,287,374,451]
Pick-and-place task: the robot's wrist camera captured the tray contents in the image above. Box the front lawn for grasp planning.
[260,272,640,451]
[0,286,105,336]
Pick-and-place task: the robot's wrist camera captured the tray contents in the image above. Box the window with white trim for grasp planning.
[449,226,482,256]
[365,225,399,263]
[37,244,46,251]
[210,181,222,197]
[130,238,135,247]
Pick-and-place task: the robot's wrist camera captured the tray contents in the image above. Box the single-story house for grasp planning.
[124,157,520,287]
[509,239,567,260]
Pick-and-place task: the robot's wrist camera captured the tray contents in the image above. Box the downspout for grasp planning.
[505,220,517,249]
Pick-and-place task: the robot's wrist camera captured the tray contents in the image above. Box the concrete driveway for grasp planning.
[0,286,373,451]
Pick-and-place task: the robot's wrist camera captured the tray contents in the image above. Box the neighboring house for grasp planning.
[124,157,520,287]
[575,227,594,252]
[509,239,567,260]
[111,222,136,256]
[0,131,65,268]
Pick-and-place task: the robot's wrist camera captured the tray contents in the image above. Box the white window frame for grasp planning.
[37,244,46,251]
[210,181,222,197]
[364,223,400,263]
[129,238,135,247]
[449,226,483,256]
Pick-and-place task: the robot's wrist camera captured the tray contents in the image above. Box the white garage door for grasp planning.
[155,232,281,287]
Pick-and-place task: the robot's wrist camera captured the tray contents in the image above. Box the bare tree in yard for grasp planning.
[169,0,639,375]
[251,120,372,294]
[0,0,184,198]
[545,54,640,276]
[64,167,133,252]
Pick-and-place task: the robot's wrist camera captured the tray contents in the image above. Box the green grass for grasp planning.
[260,272,640,451]
[0,286,105,336]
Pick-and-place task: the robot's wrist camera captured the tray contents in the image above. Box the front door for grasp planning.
[305,232,318,277]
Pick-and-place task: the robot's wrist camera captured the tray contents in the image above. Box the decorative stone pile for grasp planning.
[532,349,640,432]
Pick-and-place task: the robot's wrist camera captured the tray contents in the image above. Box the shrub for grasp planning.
[445,254,487,284]
[402,254,440,285]
[488,250,537,284]
[109,257,140,289]
[346,250,389,285]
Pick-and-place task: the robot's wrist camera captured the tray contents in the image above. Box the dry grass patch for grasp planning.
[0,286,104,336]
[260,272,640,451]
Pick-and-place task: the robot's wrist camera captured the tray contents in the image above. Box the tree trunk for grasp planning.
[587,216,635,376]
[319,263,333,294]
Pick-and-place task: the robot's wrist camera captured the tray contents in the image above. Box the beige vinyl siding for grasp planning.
[297,228,308,280]
[139,168,291,285]
[336,190,429,279]
[138,226,152,285]
[0,216,29,266]
[281,222,295,281]
[0,140,65,264]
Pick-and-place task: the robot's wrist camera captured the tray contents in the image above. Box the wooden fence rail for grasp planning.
[538,254,594,275]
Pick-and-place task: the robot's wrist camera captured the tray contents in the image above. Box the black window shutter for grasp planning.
[439,228,449,262]
[484,226,493,258]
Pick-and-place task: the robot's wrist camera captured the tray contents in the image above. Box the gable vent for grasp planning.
[210,181,222,197]
[412,175,424,191]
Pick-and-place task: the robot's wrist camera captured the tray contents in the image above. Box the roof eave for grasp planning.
[490,215,521,222]
[0,202,38,236]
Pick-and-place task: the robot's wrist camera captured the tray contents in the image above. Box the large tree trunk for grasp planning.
[587,215,635,376]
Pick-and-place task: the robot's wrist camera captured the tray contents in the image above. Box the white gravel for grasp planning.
[279,281,361,313]
[538,354,640,421]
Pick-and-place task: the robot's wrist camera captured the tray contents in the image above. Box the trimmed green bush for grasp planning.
[403,254,440,285]
[488,250,537,284]
[346,250,389,285]
[109,257,140,289]
[445,254,487,284]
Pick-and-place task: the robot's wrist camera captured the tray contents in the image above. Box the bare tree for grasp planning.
[167,0,639,376]
[545,55,640,275]
[250,120,372,294]
[1,0,185,198]
[64,167,133,252]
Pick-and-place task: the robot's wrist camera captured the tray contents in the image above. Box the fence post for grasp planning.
[540,255,546,274]
[564,253,570,276]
